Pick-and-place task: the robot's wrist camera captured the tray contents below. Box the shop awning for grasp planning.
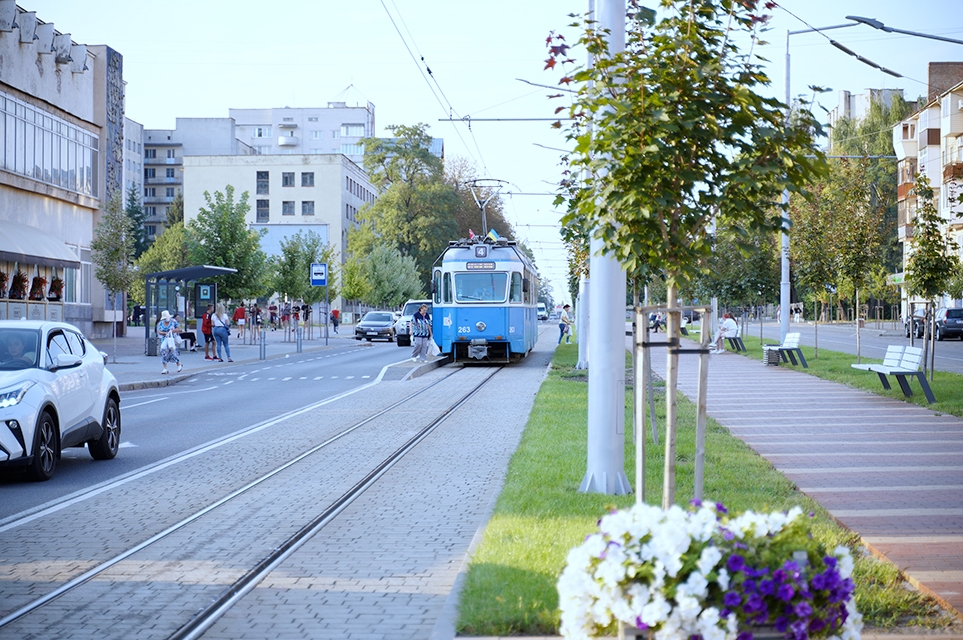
[0,220,81,268]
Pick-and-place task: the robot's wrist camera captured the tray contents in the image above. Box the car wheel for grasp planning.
[90,397,121,460]
[936,327,944,341]
[27,411,58,482]
[388,333,394,343]
[366,337,372,342]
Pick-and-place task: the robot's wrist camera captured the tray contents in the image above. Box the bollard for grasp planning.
[296,327,303,353]
[260,328,267,360]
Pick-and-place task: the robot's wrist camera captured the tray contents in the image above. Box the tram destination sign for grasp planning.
[466,261,496,270]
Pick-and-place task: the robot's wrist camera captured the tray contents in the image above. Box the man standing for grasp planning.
[410,304,433,362]
[558,304,573,345]
[202,304,215,360]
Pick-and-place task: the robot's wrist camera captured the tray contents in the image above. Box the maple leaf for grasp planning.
[559,76,574,85]
[544,58,557,70]
[551,120,563,129]
[555,106,567,114]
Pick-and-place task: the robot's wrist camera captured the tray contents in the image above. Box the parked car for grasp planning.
[934,307,963,341]
[537,303,549,321]
[393,299,432,347]
[355,311,397,342]
[0,320,122,481]
[904,308,927,338]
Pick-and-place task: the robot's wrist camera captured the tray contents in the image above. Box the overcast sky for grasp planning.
[23,0,963,303]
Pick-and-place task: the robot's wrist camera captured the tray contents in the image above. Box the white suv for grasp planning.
[394,299,432,347]
[0,320,122,481]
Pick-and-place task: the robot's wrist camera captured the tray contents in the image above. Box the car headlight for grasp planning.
[0,382,35,409]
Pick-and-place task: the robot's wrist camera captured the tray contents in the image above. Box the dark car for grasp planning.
[904,307,927,338]
[355,311,396,342]
[935,307,963,341]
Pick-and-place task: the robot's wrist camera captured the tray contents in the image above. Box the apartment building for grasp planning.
[142,118,254,239]
[827,88,903,136]
[893,63,963,312]
[0,3,125,337]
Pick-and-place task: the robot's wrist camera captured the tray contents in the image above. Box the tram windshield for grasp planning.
[454,272,508,303]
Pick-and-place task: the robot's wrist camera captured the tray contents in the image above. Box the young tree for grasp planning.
[548,0,826,503]
[186,185,268,301]
[166,191,184,227]
[344,243,423,309]
[905,173,960,375]
[131,222,191,304]
[91,192,136,363]
[271,230,340,309]
[125,184,150,258]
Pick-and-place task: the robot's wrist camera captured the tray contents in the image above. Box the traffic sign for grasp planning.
[310,262,327,287]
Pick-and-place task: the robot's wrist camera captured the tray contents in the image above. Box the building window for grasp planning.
[311,130,322,139]
[282,201,295,216]
[341,124,365,137]
[145,168,155,179]
[282,117,294,122]
[166,187,175,198]
[256,199,270,222]
[146,206,156,216]
[301,172,314,187]
[145,187,156,197]
[146,225,157,237]
[341,144,364,156]
[302,201,315,216]
[166,149,176,159]
[282,172,295,187]
[252,126,272,138]
[256,171,269,195]
[308,117,318,122]
[145,148,156,159]
[166,168,175,178]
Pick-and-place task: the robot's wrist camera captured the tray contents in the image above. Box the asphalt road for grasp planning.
[0,340,415,517]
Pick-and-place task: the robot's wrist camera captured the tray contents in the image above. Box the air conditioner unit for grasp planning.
[958,99,963,111]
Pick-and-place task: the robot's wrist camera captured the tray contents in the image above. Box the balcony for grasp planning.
[144,157,182,165]
[944,162,963,183]
[277,136,299,147]
[144,176,181,185]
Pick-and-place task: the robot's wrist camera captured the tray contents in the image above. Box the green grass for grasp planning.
[455,344,955,637]
[728,333,963,417]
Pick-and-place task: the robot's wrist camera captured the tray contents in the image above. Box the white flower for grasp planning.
[697,545,723,575]
[678,571,709,599]
[716,568,730,591]
[675,593,702,622]
[641,593,672,626]
[834,545,855,579]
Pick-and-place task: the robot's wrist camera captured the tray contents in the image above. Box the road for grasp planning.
[0,340,414,518]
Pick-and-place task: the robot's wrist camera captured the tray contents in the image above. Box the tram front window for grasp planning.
[454,273,508,302]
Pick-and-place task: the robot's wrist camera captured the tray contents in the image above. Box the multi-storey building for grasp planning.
[142,118,253,240]
[123,117,143,204]
[229,104,376,164]
[0,4,125,337]
[827,88,903,137]
[893,63,963,313]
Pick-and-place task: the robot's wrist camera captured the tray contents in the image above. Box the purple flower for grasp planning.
[791,619,809,640]
[794,601,813,618]
[809,617,827,633]
[721,528,735,541]
[691,499,703,508]
[635,617,648,630]
[716,502,728,514]
[744,579,757,593]
[773,569,786,583]
[720,608,732,618]
[728,554,746,572]
[777,583,795,602]
[808,511,815,518]
[724,591,742,607]
[737,632,754,640]
[774,616,790,632]
[759,579,775,595]
[743,594,766,616]
[824,556,838,569]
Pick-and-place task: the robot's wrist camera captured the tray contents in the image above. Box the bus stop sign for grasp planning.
[311,263,327,287]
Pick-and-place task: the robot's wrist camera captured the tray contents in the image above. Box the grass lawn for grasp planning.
[455,343,956,637]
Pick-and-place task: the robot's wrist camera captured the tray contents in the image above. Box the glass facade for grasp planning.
[0,90,99,197]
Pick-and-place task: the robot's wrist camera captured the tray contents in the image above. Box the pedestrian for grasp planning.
[173,312,197,351]
[330,309,340,334]
[282,302,291,331]
[202,304,215,360]
[233,304,247,340]
[410,303,433,362]
[269,302,278,330]
[132,304,142,327]
[211,303,234,362]
[157,309,182,374]
[558,304,573,345]
[712,312,739,354]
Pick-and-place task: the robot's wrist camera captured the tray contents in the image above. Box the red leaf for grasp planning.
[559,76,574,85]
[544,58,557,70]
[555,106,567,114]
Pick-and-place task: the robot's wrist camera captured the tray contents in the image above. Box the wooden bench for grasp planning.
[851,345,936,404]
[725,325,746,352]
[765,332,807,368]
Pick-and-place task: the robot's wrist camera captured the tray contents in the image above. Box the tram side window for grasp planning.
[443,273,453,303]
[509,273,522,303]
[433,271,442,304]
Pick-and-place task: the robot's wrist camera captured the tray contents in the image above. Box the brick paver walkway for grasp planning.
[674,351,963,616]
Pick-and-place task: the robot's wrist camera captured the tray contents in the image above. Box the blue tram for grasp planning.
[432,237,539,363]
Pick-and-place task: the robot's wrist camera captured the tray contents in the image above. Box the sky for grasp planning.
[22,0,963,304]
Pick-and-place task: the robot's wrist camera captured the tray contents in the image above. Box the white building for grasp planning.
[229,103,375,165]
[0,3,126,337]
[827,88,903,135]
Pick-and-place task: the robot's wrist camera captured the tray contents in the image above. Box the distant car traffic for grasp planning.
[537,303,549,321]
[355,311,397,342]
[935,307,963,341]
[0,320,122,481]
[394,299,431,347]
[904,308,926,338]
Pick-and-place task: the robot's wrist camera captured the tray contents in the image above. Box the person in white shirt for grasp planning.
[712,313,738,354]
[558,304,573,345]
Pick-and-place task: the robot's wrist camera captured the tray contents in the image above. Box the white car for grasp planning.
[393,299,432,347]
[0,320,121,481]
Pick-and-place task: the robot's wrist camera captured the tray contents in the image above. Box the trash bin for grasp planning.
[858,318,865,328]
[762,347,780,366]
[146,336,158,356]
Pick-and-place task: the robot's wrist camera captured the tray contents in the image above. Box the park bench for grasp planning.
[764,332,807,368]
[725,325,746,352]
[850,345,936,404]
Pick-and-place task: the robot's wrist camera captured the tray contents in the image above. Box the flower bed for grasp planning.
[557,502,861,640]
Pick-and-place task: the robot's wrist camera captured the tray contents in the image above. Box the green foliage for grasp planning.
[690,230,779,307]
[186,185,268,301]
[124,184,149,258]
[270,230,339,305]
[446,157,515,240]
[91,191,137,298]
[166,191,184,227]
[905,174,960,300]
[548,0,826,288]
[131,222,191,304]
[342,243,423,308]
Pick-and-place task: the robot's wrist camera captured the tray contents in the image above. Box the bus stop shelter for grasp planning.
[143,265,237,355]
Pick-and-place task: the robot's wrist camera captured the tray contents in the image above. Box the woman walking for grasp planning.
[157,310,182,374]
[211,303,234,362]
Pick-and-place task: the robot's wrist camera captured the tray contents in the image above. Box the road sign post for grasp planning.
[310,263,329,346]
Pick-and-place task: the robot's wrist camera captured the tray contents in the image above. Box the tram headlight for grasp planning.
[475,321,487,331]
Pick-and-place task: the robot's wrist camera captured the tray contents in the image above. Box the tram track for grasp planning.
[0,364,502,639]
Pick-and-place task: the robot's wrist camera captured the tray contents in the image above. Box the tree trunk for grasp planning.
[813,299,819,359]
[855,288,861,364]
[111,293,118,364]
[662,284,680,509]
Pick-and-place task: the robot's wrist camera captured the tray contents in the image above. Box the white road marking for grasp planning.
[283,377,292,381]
